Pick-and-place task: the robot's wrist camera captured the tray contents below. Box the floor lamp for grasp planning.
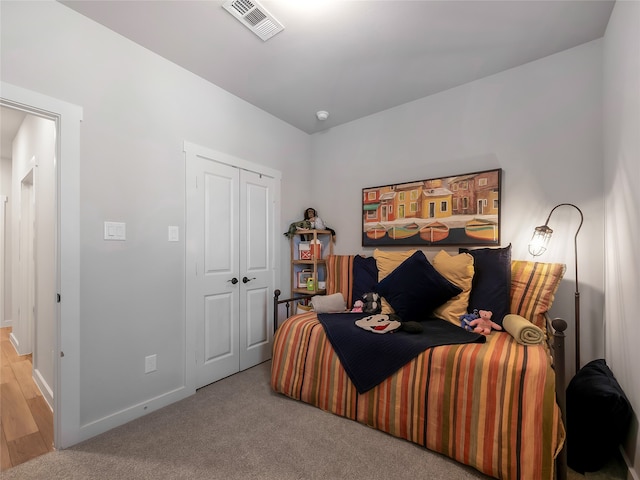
[528,203,584,373]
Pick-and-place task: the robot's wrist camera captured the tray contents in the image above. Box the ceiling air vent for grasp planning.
[222,0,284,42]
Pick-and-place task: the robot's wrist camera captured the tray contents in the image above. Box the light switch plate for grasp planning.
[104,221,126,240]
[168,226,179,242]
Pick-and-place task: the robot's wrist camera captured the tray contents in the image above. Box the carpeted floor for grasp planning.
[2,360,628,480]
[567,451,628,480]
[2,361,494,480]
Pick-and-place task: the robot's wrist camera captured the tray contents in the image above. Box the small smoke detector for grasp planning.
[316,111,329,121]
[222,0,284,42]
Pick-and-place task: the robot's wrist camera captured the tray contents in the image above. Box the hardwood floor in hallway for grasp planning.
[0,327,54,471]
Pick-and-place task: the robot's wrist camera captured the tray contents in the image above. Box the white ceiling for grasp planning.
[59,0,614,134]
[4,1,614,144]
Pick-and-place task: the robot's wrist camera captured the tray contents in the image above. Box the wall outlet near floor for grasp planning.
[144,354,157,373]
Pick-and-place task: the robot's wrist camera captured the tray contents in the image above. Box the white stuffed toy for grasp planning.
[355,314,401,334]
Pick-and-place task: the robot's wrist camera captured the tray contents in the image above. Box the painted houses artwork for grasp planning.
[362,168,501,246]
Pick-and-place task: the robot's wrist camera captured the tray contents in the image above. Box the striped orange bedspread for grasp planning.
[271,312,565,480]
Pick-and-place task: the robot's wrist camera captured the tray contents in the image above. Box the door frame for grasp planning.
[183,141,281,393]
[1,82,83,448]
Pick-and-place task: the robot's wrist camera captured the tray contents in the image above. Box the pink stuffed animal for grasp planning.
[351,300,364,313]
[468,309,502,335]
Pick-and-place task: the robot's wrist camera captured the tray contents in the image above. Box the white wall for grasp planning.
[603,1,640,477]
[1,0,310,442]
[310,40,605,382]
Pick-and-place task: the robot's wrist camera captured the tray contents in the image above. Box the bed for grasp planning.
[271,251,568,480]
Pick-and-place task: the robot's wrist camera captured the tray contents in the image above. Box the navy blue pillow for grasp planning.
[459,244,511,326]
[352,255,378,302]
[376,250,462,322]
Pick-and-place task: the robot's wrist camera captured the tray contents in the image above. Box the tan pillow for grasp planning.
[373,249,417,313]
[510,260,566,330]
[432,250,475,325]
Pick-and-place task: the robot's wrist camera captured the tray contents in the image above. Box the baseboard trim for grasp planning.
[73,384,194,446]
[33,367,54,411]
[620,444,639,480]
[9,331,19,353]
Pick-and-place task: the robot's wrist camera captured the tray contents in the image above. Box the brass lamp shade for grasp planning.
[528,224,554,257]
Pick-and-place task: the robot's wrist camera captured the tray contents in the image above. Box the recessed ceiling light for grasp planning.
[316,111,329,121]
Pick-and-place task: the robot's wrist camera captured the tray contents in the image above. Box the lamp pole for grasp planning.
[529,203,583,372]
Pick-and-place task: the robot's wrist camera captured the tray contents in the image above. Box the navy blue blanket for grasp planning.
[317,312,486,394]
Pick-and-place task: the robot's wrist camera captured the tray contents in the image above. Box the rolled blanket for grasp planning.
[503,314,545,345]
[310,293,347,313]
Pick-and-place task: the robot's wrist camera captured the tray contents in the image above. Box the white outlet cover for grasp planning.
[145,354,157,373]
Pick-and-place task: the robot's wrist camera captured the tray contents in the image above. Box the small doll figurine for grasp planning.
[304,207,326,230]
[303,207,336,238]
[283,207,336,238]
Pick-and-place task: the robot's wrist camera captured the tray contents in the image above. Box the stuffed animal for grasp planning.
[460,310,479,330]
[351,300,364,313]
[460,309,502,335]
[355,314,401,334]
[284,208,337,239]
[361,292,382,314]
[283,220,312,238]
[354,313,422,334]
[359,292,423,333]
[304,207,336,238]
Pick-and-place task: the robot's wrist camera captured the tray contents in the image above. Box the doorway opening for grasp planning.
[2,84,83,450]
[0,106,57,468]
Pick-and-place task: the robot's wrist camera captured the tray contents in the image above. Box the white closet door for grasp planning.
[239,170,274,370]
[186,144,278,390]
[188,158,240,388]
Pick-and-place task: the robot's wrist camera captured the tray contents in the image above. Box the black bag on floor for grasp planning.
[566,359,631,473]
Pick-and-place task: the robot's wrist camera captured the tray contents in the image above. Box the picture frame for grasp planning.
[362,168,501,247]
[297,270,313,289]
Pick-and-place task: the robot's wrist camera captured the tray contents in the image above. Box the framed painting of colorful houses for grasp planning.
[362,168,502,247]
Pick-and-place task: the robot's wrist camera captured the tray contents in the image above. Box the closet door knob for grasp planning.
[228,277,238,285]
[242,276,256,283]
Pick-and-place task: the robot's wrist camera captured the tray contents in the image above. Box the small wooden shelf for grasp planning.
[292,288,327,295]
[289,229,333,297]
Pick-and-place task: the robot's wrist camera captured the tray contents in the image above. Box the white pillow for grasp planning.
[310,293,347,313]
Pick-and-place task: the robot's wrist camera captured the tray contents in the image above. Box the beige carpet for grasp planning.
[3,361,493,480]
[567,452,628,480]
[3,360,627,480]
